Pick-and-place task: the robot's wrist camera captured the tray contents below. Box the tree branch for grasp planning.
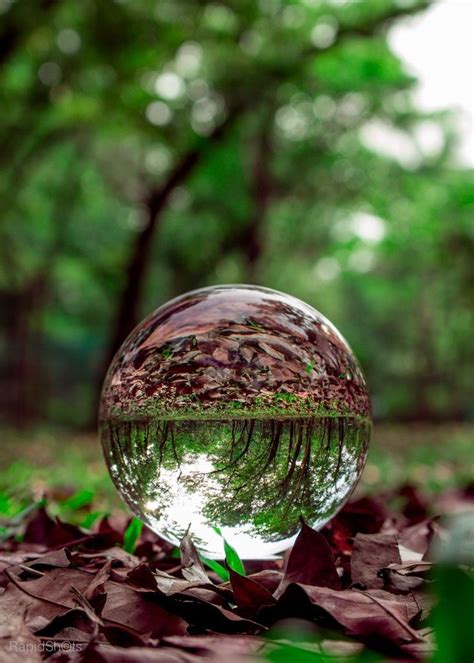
[101,0,433,362]
[241,109,274,282]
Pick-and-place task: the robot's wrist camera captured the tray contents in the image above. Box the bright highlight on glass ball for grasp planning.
[99,285,371,558]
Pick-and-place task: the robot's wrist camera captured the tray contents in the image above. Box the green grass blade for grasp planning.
[200,555,230,581]
[213,526,246,576]
[80,511,105,529]
[62,489,95,512]
[123,516,143,554]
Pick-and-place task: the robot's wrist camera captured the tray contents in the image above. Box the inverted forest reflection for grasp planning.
[101,416,370,558]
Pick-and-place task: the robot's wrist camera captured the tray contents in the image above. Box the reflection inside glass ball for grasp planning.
[99,285,371,558]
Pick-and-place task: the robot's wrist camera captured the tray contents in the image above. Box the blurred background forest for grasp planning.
[0,0,473,506]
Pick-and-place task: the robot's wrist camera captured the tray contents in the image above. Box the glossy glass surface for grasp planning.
[100,285,371,558]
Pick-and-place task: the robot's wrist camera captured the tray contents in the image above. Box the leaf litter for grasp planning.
[0,485,472,662]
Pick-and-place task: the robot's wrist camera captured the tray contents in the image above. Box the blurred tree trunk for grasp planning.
[0,162,80,427]
[411,278,443,421]
[100,103,244,375]
[1,286,44,426]
[242,114,274,282]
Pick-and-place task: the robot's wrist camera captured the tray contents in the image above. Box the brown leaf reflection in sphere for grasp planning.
[99,285,371,558]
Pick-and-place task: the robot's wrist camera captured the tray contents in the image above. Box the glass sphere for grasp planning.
[99,285,371,558]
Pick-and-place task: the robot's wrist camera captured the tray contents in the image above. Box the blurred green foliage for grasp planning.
[431,565,474,663]
[0,0,472,427]
[264,620,380,662]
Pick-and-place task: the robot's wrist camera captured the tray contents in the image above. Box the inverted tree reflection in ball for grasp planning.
[99,285,371,558]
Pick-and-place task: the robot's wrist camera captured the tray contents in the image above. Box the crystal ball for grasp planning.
[99,285,371,558]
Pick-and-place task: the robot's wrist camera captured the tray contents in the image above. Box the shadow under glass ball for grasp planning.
[99,285,371,558]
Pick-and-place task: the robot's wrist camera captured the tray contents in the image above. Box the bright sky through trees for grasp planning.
[390,0,473,165]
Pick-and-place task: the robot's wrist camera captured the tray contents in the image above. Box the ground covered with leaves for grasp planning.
[1,483,473,663]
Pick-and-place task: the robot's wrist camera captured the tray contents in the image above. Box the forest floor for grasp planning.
[0,423,472,662]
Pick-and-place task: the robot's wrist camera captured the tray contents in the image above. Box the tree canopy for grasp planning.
[0,0,472,427]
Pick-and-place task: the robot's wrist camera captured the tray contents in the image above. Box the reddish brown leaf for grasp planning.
[101,624,149,648]
[275,521,340,598]
[244,570,282,594]
[4,563,187,639]
[93,515,127,548]
[262,583,424,650]
[380,561,432,594]
[76,546,139,571]
[229,568,275,618]
[26,548,72,570]
[400,518,436,557]
[127,563,160,591]
[23,508,86,548]
[398,485,429,523]
[128,563,229,605]
[84,561,112,602]
[165,595,262,635]
[5,565,93,609]
[351,533,401,590]
[34,606,98,641]
[363,587,431,624]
